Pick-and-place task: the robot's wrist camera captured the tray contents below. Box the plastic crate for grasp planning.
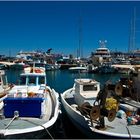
[4,97,44,118]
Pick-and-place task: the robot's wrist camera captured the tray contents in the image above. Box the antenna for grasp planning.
[99,40,107,48]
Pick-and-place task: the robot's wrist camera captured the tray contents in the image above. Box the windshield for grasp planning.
[38,76,45,85]
[20,75,45,85]
[20,76,26,85]
[28,76,36,85]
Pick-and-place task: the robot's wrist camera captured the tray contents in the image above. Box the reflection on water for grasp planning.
[5,69,121,93]
[5,69,22,84]
[46,70,121,93]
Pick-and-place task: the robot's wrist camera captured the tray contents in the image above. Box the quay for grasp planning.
[112,64,140,71]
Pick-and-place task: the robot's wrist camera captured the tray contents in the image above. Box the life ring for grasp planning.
[35,68,43,73]
[30,67,44,73]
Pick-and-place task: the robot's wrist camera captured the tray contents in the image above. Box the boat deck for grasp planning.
[91,117,140,138]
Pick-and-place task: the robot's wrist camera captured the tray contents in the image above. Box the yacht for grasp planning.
[92,40,111,66]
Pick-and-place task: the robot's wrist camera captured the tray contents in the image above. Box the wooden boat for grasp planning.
[60,77,140,139]
[0,68,60,139]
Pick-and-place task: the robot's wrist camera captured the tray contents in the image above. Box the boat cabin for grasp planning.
[74,79,100,106]
[4,72,47,118]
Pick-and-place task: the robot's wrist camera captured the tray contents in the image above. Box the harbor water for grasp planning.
[5,69,121,139]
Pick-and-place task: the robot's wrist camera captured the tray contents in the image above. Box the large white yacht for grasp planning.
[92,40,111,66]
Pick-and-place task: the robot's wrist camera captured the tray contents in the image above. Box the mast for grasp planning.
[129,7,136,53]
[78,15,83,59]
[132,7,136,52]
[9,49,11,57]
[128,19,133,53]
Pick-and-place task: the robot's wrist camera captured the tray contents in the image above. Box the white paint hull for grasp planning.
[61,88,140,139]
[0,89,60,139]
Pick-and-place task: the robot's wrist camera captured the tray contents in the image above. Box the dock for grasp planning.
[112,64,140,71]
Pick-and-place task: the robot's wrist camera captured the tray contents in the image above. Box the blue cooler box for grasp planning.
[4,97,44,118]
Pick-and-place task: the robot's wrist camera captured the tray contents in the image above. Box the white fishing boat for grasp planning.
[0,68,60,139]
[69,63,88,73]
[61,77,140,139]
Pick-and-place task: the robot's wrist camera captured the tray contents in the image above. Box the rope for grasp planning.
[5,111,19,129]
[21,119,54,140]
[23,87,54,139]
[126,125,132,140]
[120,120,132,140]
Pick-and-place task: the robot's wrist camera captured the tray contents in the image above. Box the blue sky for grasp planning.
[0,1,140,57]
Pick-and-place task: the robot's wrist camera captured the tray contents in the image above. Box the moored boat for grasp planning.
[0,68,60,139]
[60,77,140,139]
[69,66,88,73]
[91,63,118,74]
[92,40,111,66]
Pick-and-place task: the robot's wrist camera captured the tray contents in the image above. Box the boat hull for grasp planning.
[61,89,140,139]
[0,89,60,139]
[60,89,95,138]
[0,126,54,139]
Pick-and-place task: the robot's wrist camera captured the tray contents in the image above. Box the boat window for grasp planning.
[83,85,97,91]
[38,76,45,85]
[28,76,36,85]
[20,76,26,85]
[35,63,45,67]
